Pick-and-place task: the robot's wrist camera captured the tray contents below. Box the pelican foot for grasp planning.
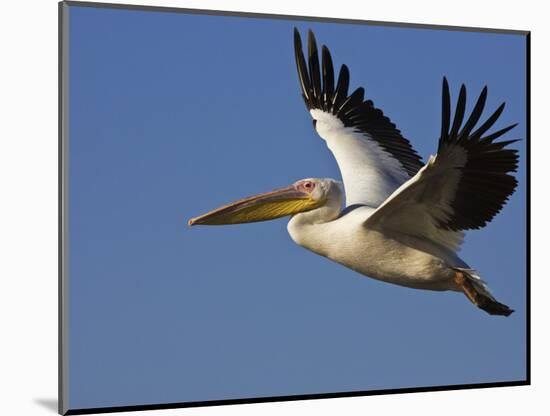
[454,270,514,317]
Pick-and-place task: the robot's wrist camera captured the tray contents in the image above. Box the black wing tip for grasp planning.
[293,28,424,175]
[438,81,520,231]
[307,29,317,51]
[477,85,488,106]
[480,123,520,144]
[489,102,506,125]
[497,137,521,148]
[441,78,517,146]
[448,83,467,139]
[321,45,333,69]
[507,123,520,134]
[456,84,467,110]
[442,77,450,94]
[293,28,301,45]
[499,122,520,137]
[341,64,349,76]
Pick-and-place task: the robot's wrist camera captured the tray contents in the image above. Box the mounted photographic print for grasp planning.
[59,1,530,414]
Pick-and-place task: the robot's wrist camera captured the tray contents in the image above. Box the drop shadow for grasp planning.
[34,398,58,413]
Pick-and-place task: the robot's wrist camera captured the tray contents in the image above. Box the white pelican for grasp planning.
[189,29,519,316]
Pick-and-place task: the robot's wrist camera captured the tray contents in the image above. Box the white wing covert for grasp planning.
[365,78,519,252]
[293,29,424,207]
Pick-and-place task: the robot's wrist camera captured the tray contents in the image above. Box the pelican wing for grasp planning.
[365,78,519,252]
[294,29,424,207]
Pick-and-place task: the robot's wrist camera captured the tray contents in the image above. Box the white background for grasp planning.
[0,0,547,414]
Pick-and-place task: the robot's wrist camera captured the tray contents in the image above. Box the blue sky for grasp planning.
[68,5,527,410]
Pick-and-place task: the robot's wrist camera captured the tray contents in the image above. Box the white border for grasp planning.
[1,1,547,415]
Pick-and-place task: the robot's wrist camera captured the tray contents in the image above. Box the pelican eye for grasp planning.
[301,181,315,192]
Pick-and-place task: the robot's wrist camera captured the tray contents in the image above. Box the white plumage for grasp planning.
[190,29,520,316]
[310,109,409,206]
[290,29,518,315]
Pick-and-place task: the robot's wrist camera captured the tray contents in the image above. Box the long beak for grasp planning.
[188,185,320,226]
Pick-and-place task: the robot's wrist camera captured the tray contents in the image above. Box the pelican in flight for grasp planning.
[189,29,519,316]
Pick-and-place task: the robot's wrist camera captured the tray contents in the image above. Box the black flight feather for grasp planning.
[293,28,424,177]
[437,77,519,231]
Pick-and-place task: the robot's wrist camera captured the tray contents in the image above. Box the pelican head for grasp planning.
[188,178,343,226]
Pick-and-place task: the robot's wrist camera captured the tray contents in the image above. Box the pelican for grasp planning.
[189,29,519,316]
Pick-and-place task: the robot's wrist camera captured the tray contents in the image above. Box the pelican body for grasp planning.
[287,189,461,293]
[189,29,519,316]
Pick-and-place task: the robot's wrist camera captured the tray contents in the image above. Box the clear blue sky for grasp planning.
[68,5,527,410]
